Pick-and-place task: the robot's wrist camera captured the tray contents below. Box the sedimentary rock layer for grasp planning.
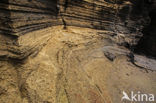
[0,0,154,60]
[0,0,156,103]
[0,0,60,36]
[0,26,156,103]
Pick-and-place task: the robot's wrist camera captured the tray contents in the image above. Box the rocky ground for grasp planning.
[0,26,155,103]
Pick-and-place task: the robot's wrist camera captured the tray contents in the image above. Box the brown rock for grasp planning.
[0,0,156,103]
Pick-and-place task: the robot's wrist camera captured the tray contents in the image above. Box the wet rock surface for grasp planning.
[0,0,156,103]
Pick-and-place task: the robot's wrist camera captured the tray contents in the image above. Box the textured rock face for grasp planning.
[0,0,59,36]
[0,0,149,36]
[1,27,156,103]
[0,0,156,103]
[0,0,153,60]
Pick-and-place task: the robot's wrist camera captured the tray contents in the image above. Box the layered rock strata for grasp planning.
[0,0,156,103]
[0,0,153,60]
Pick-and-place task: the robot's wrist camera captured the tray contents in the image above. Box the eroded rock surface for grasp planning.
[0,0,156,103]
[0,0,153,59]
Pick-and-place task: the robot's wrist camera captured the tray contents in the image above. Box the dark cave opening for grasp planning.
[134,9,156,58]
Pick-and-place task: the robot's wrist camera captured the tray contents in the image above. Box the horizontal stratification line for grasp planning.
[62,12,114,24]
[95,0,116,4]
[0,14,58,25]
[69,0,113,7]
[67,0,116,11]
[0,2,58,15]
[0,20,61,36]
[15,20,59,30]
[65,19,111,30]
[0,29,18,36]
[58,1,115,13]
[0,0,57,9]
[65,4,115,16]
[13,21,61,36]
[0,8,57,16]
[63,14,114,25]
[65,7,115,21]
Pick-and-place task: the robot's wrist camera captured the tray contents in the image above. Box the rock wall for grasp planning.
[0,0,60,36]
[0,0,154,60]
[0,0,156,103]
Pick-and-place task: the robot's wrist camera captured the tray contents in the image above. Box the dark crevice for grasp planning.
[64,0,69,11]
[134,9,156,58]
